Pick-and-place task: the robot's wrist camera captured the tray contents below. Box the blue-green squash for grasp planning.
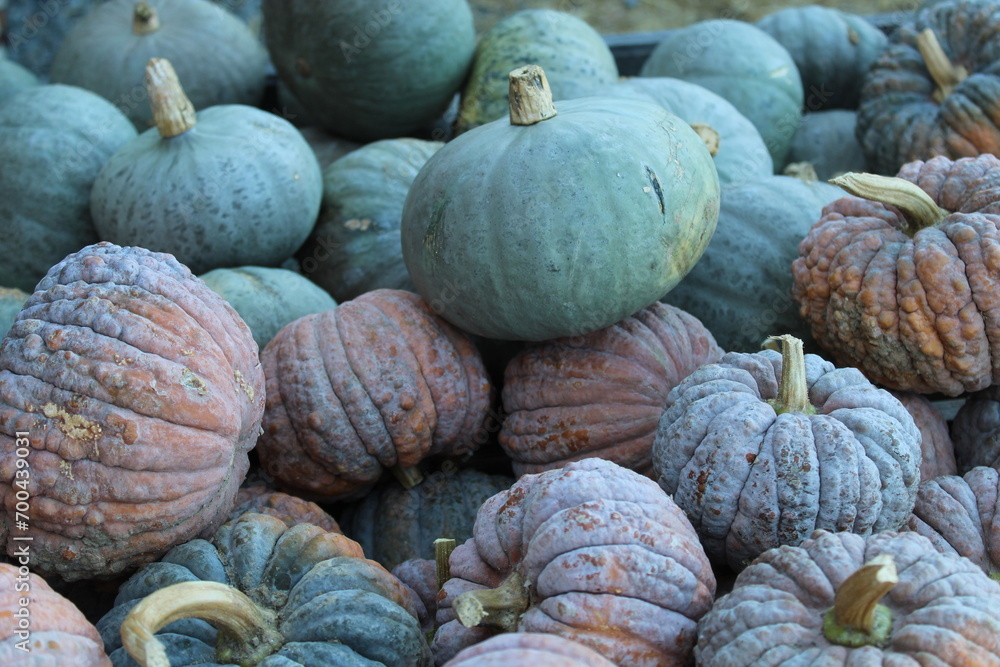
[785,109,868,180]
[2,0,101,79]
[0,286,29,342]
[0,57,39,102]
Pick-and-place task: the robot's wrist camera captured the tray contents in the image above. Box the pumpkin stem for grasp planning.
[915,28,967,103]
[390,464,424,489]
[782,161,819,182]
[120,580,283,667]
[509,65,557,126]
[829,172,949,236]
[690,122,720,157]
[453,570,529,633]
[763,335,816,415]
[435,537,457,591]
[133,2,160,35]
[146,58,196,137]
[823,554,897,648]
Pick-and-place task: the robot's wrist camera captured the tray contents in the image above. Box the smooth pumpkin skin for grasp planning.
[951,384,1000,472]
[640,19,804,167]
[445,633,618,667]
[0,84,136,292]
[263,0,474,142]
[402,95,720,342]
[298,138,442,303]
[756,6,888,110]
[662,175,844,353]
[785,110,868,179]
[50,0,267,130]
[0,57,39,102]
[455,9,618,134]
[0,287,29,342]
[199,266,336,350]
[91,104,323,275]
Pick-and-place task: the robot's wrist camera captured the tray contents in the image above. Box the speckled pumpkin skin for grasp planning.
[454,9,618,134]
[0,243,265,581]
[792,154,1000,396]
[257,289,493,501]
[889,390,957,480]
[857,1,1000,176]
[697,529,1000,665]
[0,563,111,666]
[433,458,716,667]
[653,347,922,571]
[500,302,722,477]
[229,482,341,533]
[951,384,1000,471]
[908,466,1000,579]
[97,512,433,666]
[445,633,618,667]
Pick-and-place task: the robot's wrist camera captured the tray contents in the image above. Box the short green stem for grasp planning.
[390,464,424,489]
[829,172,949,237]
[453,570,529,633]
[823,554,897,648]
[763,335,815,415]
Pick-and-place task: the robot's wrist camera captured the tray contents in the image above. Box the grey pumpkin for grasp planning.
[785,110,868,179]
[0,57,39,103]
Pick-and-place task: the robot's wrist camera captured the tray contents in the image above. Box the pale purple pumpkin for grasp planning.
[444,633,617,667]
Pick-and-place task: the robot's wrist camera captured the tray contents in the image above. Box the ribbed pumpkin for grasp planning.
[391,557,437,633]
[0,84,136,292]
[91,59,322,275]
[97,512,433,666]
[950,384,1000,471]
[500,302,723,477]
[444,633,617,667]
[432,458,716,667]
[257,289,493,502]
[792,154,1000,396]
[857,1,1000,175]
[402,65,719,342]
[653,335,922,572]
[696,529,1000,665]
[889,390,957,480]
[908,466,1000,579]
[0,57,38,101]
[785,110,868,180]
[0,242,265,581]
[0,563,111,665]
[229,482,341,533]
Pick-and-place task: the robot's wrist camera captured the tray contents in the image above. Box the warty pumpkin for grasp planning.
[229,481,341,534]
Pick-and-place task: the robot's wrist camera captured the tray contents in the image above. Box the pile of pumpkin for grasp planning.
[2,0,1000,665]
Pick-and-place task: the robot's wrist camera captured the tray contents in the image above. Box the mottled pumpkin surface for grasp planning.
[951,383,1000,471]
[793,154,1000,395]
[889,390,957,480]
[0,243,265,581]
[653,346,922,571]
[433,458,716,667]
[257,289,493,501]
[0,563,111,666]
[500,302,722,476]
[696,530,1000,665]
[229,481,341,533]
[908,466,1000,579]
[445,633,617,667]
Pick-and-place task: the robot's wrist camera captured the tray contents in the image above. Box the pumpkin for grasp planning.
[401,65,719,342]
[444,633,617,667]
[229,481,341,533]
[857,1,1000,176]
[662,175,844,353]
[454,8,618,134]
[908,466,1000,579]
[0,563,111,665]
[0,242,265,581]
[950,384,1000,471]
[785,110,868,180]
[256,289,493,502]
[0,84,136,292]
[0,57,38,102]
[199,266,336,350]
[97,512,433,666]
[90,59,323,275]
[756,6,888,111]
[696,529,1000,664]
[297,138,442,303]
[262,0,474,142]
[653,335,922,572]
[432,458,716,666]
[2,0,100,78]
[296,126,362,170]
[889,390,957,480]
[0,287,29,342]
[792,154,1000,396]
[639,19,803,167]
[50,0,267,130]
[391,557,437,632]
[341,466,513,571]
[500,301,723,477]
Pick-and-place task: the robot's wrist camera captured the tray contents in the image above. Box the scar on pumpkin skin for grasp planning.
[42,402,103,442]
[234,369,255,401]
[59,460,74,480]
[181,368,208,395]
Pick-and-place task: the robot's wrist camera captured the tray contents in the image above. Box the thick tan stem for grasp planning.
[783,161,819,182]
[690,122,720,156]
[453,571,529,632]
[390,464,424,489]
[435,537,457,591]
[509,65,557,126]
[830,172,949,236]
[121,581,283,667]
[763,335,815,415]
[916,28,967,103]
[823,554,897,647]
[146,58,196,137]
[133,2,160,35]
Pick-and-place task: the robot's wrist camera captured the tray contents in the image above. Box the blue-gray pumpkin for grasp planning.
[785,110,868,179]
[0,57,39,102]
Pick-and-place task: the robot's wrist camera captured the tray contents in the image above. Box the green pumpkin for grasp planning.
[785,110,868,180]
[0,84,137,292]
[296,127,363,171]
[90,59,323,275]
[298,138,442,303]
[2,0,101,79]
[662,175,845,353]
[263,0,475,142]
[0,287,29,342]
[0,58,39,102]
[756,6,888,110]
[455,8,619,134]
[640,19,803,167]
[199,266,337,350]
[50,0,268,130]
[401,66,720,342]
